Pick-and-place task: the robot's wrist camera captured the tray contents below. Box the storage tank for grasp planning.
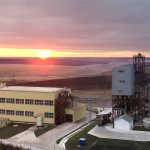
[143,118,150,129]
[36,114,43,127]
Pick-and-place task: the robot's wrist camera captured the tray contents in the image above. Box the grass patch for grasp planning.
[66,122,150,150]
[0,123,33,139]
[34,125,55,137]
[66,122,97,150]
[91,139,138,150]
[56,123,88,144]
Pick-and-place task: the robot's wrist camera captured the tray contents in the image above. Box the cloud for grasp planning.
[0,0,150,52]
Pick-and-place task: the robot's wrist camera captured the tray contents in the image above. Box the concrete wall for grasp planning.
[112,64,135,96]
[73,105,86,122]
[129,121,134,130]
[114,119,133,130]
[65,102,86,122]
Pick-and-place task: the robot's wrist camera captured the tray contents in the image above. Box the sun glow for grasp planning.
[0,48,150,58]
[36,50,52,59]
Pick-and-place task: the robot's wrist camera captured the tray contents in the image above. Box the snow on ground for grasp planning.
[8,111,96,150]
[88,124,150,141]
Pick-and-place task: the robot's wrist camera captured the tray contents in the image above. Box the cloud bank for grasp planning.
[0,0,150,53]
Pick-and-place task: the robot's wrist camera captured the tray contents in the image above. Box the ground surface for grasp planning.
[72,89,112,109]
[0,144,23,150]
[66,122,150,150]
[88,124,150,141]
[133,126,150,131]
[72,89,112,98]
[0,123,33,139]
[9,112,96,150]
[65,122,97,150]
[34,125,55,137]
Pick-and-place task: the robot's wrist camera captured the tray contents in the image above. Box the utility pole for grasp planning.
[89,100,92,123]
[148,84,150,115]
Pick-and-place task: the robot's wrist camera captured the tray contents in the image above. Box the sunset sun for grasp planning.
[37,50,52,59]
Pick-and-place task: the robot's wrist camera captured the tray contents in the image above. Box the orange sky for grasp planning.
[0,48,150,58]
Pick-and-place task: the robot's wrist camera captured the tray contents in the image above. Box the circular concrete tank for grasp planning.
[143,118,150,129]
[36,114,43,127]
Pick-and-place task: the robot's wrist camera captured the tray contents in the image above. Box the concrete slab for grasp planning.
[88,124,150,141]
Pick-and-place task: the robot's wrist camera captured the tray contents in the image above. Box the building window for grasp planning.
[44,112,53,118]
[118,90,124,93]
[45,100,53,106]
[16,111,24,116]
[16,99,24,104]
[118,70,125,73]
[0,98,5,103]
[6,98,15,103]
[0,109,5,114]
[118,80,125,83]
[35,100,43,105]
[6,110,15,115]
[25,111,34,117]
[25,99,34,105]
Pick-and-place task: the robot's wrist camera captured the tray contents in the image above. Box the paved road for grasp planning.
[88,124,150,141]
[9,111,96,150]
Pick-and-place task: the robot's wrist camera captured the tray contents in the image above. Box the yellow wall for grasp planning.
[0,90,58,124]
[0,89,86,124]
[65,102,86,122]
[73,105,86,122]
[0,90,56,99]
[65,108,73,115]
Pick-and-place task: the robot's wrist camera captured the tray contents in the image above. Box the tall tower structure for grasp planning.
[112,64,135,121]
[133,53,146,118]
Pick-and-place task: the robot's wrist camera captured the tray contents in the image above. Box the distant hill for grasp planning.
[14,75,112,90]
[0,57,132,66]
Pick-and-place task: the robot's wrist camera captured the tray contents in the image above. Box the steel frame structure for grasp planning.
[112,95,136,121]
[55,91,73,125]
[112,53,146,124]
[133,53,146,118]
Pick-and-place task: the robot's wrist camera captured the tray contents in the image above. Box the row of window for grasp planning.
[118,70,125,73]
[44,112,54,118]
[118,80,125,83]
[0,109,33,117]
[118,90,124,93]
[0,109,53,118]
[0,98,53,106]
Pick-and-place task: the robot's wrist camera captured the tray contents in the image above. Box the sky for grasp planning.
[0,0,150,57]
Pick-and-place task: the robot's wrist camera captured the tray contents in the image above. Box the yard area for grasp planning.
[34,125,55,137]
[65,122,150,150]
[0,123,33,139]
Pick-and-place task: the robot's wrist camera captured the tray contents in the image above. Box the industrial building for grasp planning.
[112,64,135,96]
[0,86,86,125]
[112,53,150,129]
